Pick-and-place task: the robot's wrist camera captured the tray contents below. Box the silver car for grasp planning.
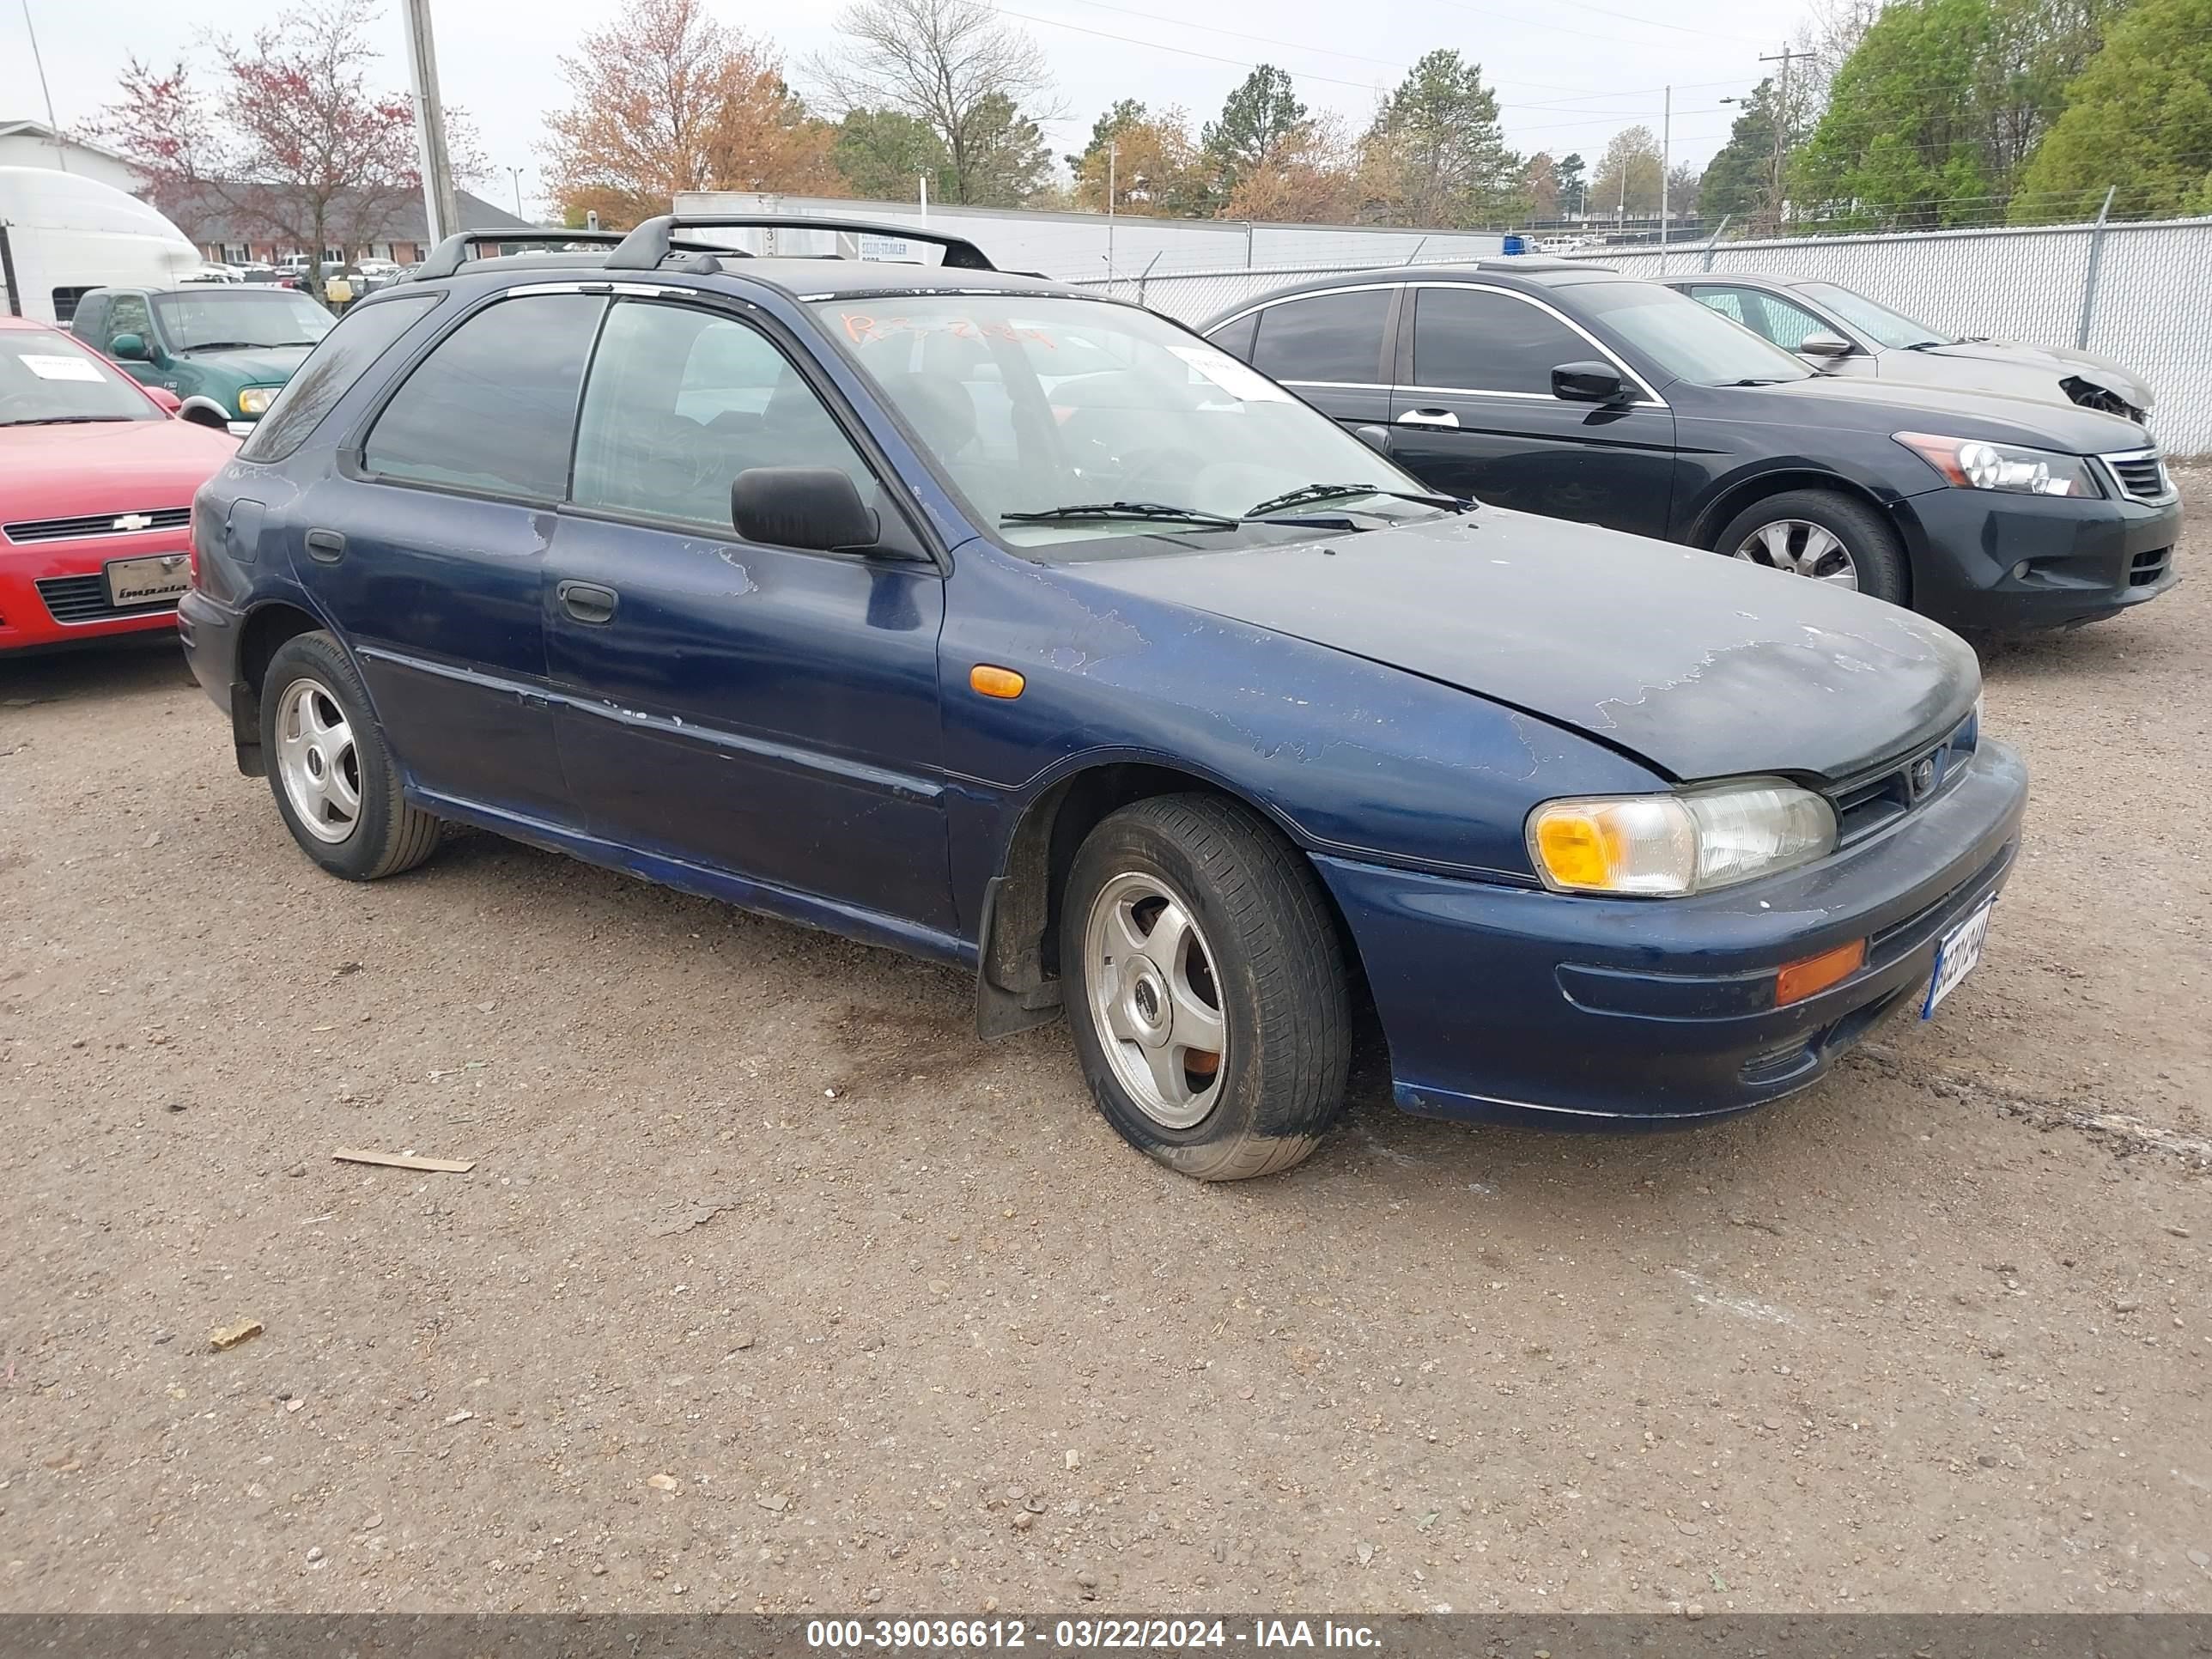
[1661,273,2153,427]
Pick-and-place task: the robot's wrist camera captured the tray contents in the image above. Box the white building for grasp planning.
[0,120,143,197]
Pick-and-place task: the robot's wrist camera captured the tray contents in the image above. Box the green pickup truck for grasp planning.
[70,285,336,435]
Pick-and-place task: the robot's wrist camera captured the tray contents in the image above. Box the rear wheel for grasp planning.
[259,631,440,881]
[1716,488,1910,607]
[1060,794,1351,1180]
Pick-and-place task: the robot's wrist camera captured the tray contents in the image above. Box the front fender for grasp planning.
[938,544,1666,937]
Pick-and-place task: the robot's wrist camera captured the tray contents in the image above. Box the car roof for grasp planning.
[1214,258,1637,316]
[1658,272,1802,289]
[0,314,61,332]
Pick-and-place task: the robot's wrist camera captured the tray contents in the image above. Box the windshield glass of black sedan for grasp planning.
[0,331,157,423]
[823,295,1449,550]
[1572,280,1814,387]
[150,289,335,351]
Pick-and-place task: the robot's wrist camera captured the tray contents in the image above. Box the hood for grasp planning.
[1735,372,2150,454]
[174,343,313,384]
[1913,338,2153,415]
[0,419,238,520]
[1066,510,1978,784]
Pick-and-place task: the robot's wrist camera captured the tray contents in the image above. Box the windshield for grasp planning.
[0,330,158,424]
[1795,282,1950,349]
[151,289,336,351]
[819,293,1455,552]
[1572,279,1814,386]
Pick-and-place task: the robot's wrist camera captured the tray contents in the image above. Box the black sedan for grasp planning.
[1200,259,2179,630]
[1657,272,2154,425]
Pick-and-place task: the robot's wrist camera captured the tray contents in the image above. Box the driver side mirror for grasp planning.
[1552,361,1628,404]
[1797,333,1854,360]
[109,331,153,363]
[146,386,183,414]
[1352,423,1392,454]
[731,466,879,552]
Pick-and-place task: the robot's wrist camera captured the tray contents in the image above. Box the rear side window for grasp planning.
[1411,287,1592,395]
[362,293,605,500]
[240,292,442,463]
[1688,286,1747,325]
[1250,290,1389,385]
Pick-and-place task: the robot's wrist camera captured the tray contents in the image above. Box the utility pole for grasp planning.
[1106,139,1117,281]
[1659,84,1671,266]
[21,0,65,171]
[507,167,525,219]
[1759,45,1814,234]
[400,0,461,244]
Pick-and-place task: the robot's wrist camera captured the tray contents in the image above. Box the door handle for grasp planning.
[1396,408,1459,428]
[557,580,619,624]
[303,527,346,562]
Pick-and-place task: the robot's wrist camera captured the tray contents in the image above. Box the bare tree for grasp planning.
[806,0,1060,206]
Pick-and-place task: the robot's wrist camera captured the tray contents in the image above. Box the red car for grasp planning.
[1,318,237,653]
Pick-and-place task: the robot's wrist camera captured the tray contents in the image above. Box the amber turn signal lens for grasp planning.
[969,664,1025,699]
[1774,939,1867,1007]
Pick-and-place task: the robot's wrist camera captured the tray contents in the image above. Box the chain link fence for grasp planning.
[1073,216,2212,456]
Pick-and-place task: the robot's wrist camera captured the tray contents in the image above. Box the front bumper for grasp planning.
[0,539,188,653]
[1901,485,2179,631]
[1316,738,2029,1127]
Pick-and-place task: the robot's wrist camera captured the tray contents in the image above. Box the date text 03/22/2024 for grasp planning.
[805,1619,1383,1650]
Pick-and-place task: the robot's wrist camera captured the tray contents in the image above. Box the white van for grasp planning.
[0,167,202,325]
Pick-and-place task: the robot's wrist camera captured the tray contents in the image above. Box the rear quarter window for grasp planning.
[239,292,444,463]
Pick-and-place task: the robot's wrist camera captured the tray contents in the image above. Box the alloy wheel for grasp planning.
[1082,871,1231,1130]
[274,677,362,844]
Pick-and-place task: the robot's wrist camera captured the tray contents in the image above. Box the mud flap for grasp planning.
[228,679,264,776]
[974,875,1063,1040]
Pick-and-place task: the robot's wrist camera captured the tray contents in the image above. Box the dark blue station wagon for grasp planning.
[178,216,2030,1180]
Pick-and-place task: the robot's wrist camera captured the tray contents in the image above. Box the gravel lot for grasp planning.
[3,472,2207,1617]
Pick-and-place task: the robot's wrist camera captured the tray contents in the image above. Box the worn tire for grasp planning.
[1715,487,1911,607]
[259,630,441,881]
[1060,793,1351,1180]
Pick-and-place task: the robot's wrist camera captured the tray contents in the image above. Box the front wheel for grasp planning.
[259,630,441,881]
[1715,488,1910,607]
[1060,794,1351,1180]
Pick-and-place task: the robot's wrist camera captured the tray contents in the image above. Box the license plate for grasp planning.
[1922,897,1996,1018]
[106,553,191,609]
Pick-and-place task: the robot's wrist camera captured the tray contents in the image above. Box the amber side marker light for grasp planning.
[969,665,1026,699]
[1775,939,1867,1007]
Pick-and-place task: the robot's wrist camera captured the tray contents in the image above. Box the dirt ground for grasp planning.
[2,473,2207,1619]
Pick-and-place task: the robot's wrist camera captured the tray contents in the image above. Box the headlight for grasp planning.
[1894,431,2098,497]
[235,386,276,416]
[1528,781,1836,896]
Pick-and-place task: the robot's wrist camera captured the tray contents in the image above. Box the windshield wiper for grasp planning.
[267,339,323,347]
[1243,482,1468,518]
[1,416,131,426]
[1002,501,1241,528]
[178,340,258,352]
[1723,376,1788,386]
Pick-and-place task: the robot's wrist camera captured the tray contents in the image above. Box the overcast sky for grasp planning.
[6,0,1813,217]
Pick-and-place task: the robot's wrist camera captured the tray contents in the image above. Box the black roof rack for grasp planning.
[605,214,995,272]
[413,228,628,282]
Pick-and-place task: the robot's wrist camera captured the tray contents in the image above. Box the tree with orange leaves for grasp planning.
[544,0,845,228]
